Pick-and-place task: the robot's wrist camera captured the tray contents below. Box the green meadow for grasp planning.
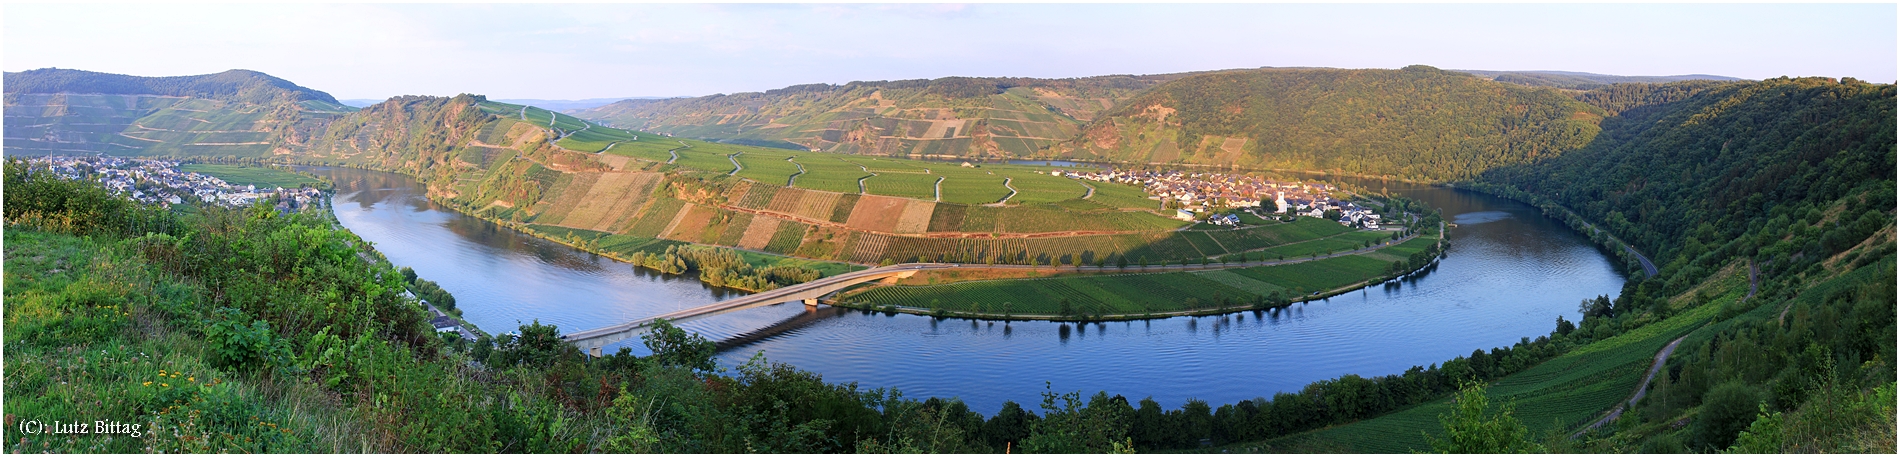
[179,164,323,188]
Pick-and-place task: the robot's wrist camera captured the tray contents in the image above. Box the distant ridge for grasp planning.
[1454,69,1742,90]
[340,97,669,110]
[3,68,338,104]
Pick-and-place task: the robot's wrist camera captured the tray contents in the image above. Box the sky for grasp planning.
[6,3,1895,101]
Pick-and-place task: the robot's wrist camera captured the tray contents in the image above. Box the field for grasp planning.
[861,173,939,200]
[935,169,1013,204]
[1086,181,1160,209]
[179,164,323,188]
[788,157,872,193]
[840,236,1433,316]
[734,150,803,185]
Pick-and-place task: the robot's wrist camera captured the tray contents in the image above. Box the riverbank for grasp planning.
[832,228,1447,322]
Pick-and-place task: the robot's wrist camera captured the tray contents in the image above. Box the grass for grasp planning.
[1245,262,1753,453]
[788,157,871,194]
[672,148,739,174]
[734,150,803,185]
[937,173,1013,204]
[179,164,323,188]
[993,168,1089,204]
[1086,181,1160,209]
[862,173,939,200]
[4,229,372,453]
[839,236,1432,316]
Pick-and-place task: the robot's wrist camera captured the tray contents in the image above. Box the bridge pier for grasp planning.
[590,346,602,357]
[803,298,819,310]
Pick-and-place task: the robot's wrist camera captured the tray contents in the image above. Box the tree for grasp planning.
[1426,382,1545,453]
[1692,380,1761,451]
[642,319,716,372]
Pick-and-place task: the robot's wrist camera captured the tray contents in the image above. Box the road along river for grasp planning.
[305,166,1625,413]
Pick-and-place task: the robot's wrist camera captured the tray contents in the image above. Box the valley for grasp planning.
[3,63,1891,454]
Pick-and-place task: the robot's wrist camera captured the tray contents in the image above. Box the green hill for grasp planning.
[570,73,1198,158]
[2,69,352,158]
[1212,76,1896,453]
[4,68,339,105]
[1058,65,1608,181]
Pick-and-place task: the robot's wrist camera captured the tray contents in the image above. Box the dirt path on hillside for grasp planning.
[984,178,1017,206]
[786,157,805,186]
[1575,259,1758,438]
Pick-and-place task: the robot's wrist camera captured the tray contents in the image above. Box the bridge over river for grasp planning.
[563,263,956,355]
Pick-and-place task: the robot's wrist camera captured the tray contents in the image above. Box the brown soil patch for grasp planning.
[654,203,695,240]
[892,201,935,234]
[845,195,909,233]
[595,154,633,170]
[663,204,718,241]
[736,216,783,250]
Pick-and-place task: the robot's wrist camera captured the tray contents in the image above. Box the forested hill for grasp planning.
[569,73,1197,157]
[1060,65,1606,181]
[1476,76,1895,295]
[3,68,338,105]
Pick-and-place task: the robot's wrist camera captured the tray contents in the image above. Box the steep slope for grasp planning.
[3,69,352,158]
[1230,76,1895,453]
[571,73,1196,157]
[1059,65,1606,181]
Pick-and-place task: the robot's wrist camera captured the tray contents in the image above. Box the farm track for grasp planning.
[666,141,688,164]
[786,157,805,186]
[1080,182,1096,199]
[985,178,1018,206]
[1576,259,1757,438]
[598,141,618,153]
[854,163,876,194]
[934,176,945,202]
[727,153,743,175]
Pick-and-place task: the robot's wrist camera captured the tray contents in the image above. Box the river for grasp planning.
[304,166,1625,413]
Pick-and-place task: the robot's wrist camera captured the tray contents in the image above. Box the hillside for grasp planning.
[4,68,338,104]
[1221,76,1896,453]
[1058,66,1608,181]
[302,96,1408,272]
[1456,69,1741,91]
[570,73,1197,157]
[2,69,352,158]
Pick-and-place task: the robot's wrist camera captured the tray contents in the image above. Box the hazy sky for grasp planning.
[7,3,1895,100]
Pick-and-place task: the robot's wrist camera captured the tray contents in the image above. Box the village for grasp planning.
[1055,167,1385,230]
[22,155,326,212]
